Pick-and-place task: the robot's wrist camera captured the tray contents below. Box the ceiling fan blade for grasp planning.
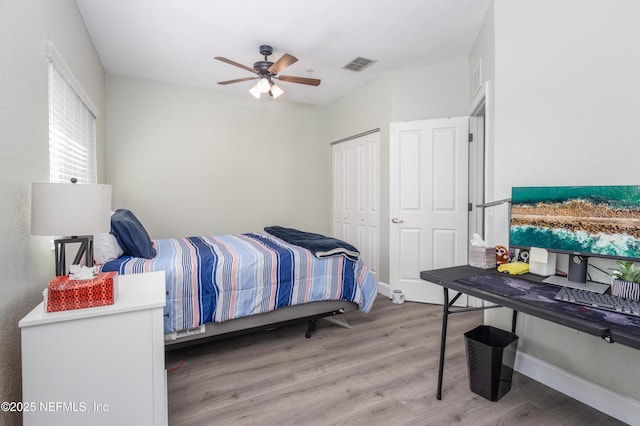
[214,56,258,75]
[268,54,298,74]
[217,77,258,85]
[276,75,321,86]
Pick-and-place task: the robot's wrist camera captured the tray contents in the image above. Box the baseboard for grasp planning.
[515,352,640,425]
[377,281,390,298]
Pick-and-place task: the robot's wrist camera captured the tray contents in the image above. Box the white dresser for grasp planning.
[19,271,167,426]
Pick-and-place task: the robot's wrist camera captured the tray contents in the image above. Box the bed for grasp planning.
[97,210,377,349]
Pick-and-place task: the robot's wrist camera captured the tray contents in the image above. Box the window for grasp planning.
[47,42,98,184]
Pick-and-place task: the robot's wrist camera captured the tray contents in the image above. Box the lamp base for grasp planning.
[54,235,94,276]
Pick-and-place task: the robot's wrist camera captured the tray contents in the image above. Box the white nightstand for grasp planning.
[19,271,167,426]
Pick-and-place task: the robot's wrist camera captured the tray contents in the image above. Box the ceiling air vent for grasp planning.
[343,56,377,72]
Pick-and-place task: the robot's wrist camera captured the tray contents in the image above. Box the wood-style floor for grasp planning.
[166,296,626,426]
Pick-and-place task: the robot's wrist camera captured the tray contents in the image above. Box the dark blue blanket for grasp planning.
[264,226,360,261]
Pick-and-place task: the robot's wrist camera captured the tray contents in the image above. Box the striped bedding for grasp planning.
[101,232,377,334]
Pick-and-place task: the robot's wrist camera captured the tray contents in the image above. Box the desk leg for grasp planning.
[512,310,518,333]
[436,287,449,400]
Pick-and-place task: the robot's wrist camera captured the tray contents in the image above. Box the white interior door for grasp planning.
[332,141,354,242]
[353,132,380,280]
[389,117,468,304]
[332,131,380,282]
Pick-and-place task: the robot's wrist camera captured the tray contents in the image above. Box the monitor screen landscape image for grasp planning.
[509,185,640,261]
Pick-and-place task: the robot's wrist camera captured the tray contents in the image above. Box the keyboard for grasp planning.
[554,286,640,317]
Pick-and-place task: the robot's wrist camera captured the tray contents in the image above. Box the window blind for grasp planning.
[47,42,98,184]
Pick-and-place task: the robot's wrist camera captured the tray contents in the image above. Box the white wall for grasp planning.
[481,0,640,406]
[468,2,494,113]
[106,75,329,238]
[0,1,105,424]
[391,60,470,122]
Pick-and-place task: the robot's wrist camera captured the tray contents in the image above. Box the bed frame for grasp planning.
[164,300,359,350]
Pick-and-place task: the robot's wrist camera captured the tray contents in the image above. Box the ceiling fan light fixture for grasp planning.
[249,84,262,99]
[216,45,321,99]
[257,77,271,93]
[270,83,284,99]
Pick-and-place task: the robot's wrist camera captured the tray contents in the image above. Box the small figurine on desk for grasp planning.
[496,245,510,265]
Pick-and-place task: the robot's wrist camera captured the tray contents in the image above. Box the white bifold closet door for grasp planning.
[331,131,380,282]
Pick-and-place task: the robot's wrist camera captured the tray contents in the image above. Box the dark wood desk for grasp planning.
[420,265,640,400]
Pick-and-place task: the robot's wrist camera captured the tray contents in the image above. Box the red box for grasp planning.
[47,272,118,312]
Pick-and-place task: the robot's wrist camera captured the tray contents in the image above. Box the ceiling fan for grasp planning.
[215,45,321,99]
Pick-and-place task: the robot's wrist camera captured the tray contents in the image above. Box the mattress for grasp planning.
[101,232,377,334]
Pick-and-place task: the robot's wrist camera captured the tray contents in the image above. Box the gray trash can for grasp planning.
[464,325,519,401]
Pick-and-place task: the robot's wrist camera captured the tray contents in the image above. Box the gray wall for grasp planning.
[106,75,329,238]
[0,1,105,424]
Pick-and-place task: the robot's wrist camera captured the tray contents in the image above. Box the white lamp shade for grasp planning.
[249,84,262,99]
[270,83,284,99]
[31,182,112,237]
[256,78,271,93]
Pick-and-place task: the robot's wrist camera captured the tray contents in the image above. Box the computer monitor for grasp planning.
[509,185,640,292]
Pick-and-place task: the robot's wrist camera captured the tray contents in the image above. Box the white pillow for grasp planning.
[93,232,124,265]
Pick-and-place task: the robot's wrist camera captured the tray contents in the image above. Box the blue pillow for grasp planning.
[110,209,156,259]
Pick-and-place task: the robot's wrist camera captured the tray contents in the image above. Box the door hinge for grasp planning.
[468,202,473,212]
[468,133,474,143]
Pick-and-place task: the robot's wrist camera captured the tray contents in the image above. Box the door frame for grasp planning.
[468,85,491,307]
[468,99,487,308]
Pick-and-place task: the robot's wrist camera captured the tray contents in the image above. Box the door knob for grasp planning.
[391,218,404,223]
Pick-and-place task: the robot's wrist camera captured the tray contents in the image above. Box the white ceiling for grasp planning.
[75,0,491,106]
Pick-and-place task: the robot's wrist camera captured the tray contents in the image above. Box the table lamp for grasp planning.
[31,180,112,276]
